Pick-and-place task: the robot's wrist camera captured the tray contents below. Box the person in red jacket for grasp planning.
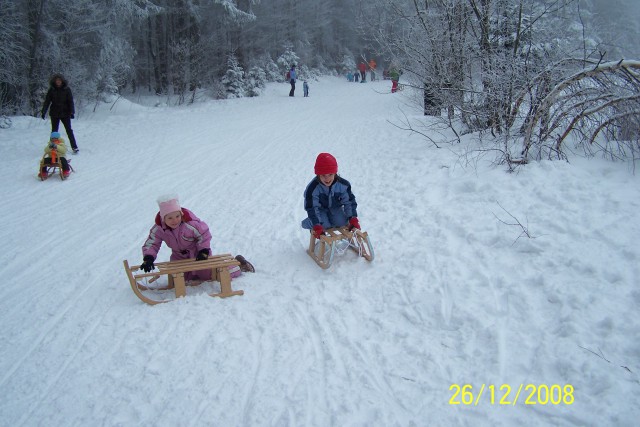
[358,62,367,82]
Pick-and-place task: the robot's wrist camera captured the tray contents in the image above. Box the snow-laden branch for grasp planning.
[522,59,640,161]
[216,0,257,24]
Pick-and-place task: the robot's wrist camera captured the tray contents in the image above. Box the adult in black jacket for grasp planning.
[41,74,79,153]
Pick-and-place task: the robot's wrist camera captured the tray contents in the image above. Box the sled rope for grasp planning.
[349,229,363,257]
[334,239,349,255]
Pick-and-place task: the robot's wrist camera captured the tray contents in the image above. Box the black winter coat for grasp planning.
[41,75,75,119]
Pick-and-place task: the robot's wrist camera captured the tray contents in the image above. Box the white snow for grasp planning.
[1,77,639,426]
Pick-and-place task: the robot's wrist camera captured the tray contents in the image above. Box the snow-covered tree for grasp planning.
[0,1,28,115]
[222,54,245,98]
[245,66,267,97]
[339,51,357,75]
[277,45,301,77]
[368,0,640,166]
[254,54,281,82]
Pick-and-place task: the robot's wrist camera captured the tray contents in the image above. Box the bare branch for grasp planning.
[386,108,443,148]
[493,201,535,245]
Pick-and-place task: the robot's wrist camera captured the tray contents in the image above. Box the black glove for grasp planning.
[141,255,155,272]
[49,143,56,149]
[195,248,209,261]
[41,113,46,120]
[70,114,75,119]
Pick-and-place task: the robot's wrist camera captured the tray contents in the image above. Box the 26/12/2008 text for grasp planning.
[449,384,575,406]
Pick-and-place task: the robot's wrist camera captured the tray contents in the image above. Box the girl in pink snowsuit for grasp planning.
[140,195,254,280]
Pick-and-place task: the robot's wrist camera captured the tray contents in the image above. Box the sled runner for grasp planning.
[38,154,73,180]
[123,254,244,305]
[307,226,374,269]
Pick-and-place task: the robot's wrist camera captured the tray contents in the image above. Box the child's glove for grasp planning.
[348,217,361,230]
[49,142,56,149]
[141,255,155,272]
[195,248,210,261]
[312,224,325,239]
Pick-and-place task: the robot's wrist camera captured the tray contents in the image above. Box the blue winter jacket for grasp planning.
[304,176,358,226]
[290,69,297,81]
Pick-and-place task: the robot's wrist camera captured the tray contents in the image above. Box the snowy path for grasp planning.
[1,78,639,426]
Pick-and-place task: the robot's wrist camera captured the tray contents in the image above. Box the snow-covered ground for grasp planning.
[1,77,639,426]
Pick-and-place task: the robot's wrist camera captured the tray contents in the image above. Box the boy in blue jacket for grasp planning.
[301,153,361,238]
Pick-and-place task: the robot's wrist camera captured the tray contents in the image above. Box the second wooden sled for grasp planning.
[307,226,374,269]
[38,155,74,180]
[123,254,244,305]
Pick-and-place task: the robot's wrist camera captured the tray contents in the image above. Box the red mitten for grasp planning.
[349,217,361,230]
[312,224,325,238]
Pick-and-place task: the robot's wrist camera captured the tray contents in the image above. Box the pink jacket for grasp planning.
[142,208,212,261]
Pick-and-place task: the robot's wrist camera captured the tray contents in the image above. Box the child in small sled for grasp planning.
[38,131,71,180]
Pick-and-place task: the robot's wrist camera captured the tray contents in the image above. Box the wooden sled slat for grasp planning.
[124,254,244,305]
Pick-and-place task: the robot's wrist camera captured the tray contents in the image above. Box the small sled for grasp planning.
[307,226,374,269]
[38,154,73,181]
[123,254,244,305]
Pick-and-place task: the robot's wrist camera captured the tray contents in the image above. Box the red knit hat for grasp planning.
[314,153,338,175]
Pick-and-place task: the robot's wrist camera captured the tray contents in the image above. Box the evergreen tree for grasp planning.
[222,54,245,98]
[245,66,267,97]
[277,45,301,76]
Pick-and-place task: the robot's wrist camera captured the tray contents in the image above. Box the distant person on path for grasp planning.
[347,71,353,82]
[289,65,297,97]
[368,58,377,81]
[303,80,309,97]
[354,69,360,82]
[358,62,367,82]
[140,195,255,280]
[389,67,401,93]
[301,153,361,239]
[38,131,71,179]
[41,74,79,154]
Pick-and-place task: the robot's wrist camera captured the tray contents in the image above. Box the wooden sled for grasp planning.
[307,226,374,269]
[38,155,74,181]
[123,254,244,305]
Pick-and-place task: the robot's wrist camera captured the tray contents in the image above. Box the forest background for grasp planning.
[1,0,640,164]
